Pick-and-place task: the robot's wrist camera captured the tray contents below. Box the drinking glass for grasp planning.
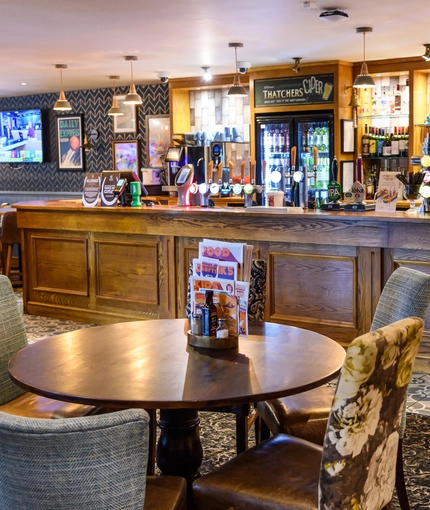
[403,184,421,214]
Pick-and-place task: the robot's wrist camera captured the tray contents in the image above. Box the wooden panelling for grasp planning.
[31,235,89,295]
[269,252,356,325]
[95,239,159,303]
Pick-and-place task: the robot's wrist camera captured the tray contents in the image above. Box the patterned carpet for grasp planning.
[15,291,430,509]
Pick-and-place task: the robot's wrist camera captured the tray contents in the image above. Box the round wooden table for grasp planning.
[9,319,345,479]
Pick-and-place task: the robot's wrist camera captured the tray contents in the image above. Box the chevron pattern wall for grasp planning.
[0,83,169,192]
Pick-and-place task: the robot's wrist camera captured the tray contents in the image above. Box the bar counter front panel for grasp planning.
[16,201,430,345]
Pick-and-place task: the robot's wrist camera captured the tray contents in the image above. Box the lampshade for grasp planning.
[227,43,247,97]
[108,75,124,116]
[123,56,143,105]
[353,27,376,89]
[53,64,72,111]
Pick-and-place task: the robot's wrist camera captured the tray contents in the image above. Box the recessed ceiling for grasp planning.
[1,0,429,97]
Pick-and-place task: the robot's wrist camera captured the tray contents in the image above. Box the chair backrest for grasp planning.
[0,275,27,405]
[319,317,423,509]
[0,408,150,510]
[0,211,20,245]
[371,266,430,332]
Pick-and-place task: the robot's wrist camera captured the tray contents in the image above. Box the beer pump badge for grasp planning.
[328,181,341,203]
[351,181,365,203]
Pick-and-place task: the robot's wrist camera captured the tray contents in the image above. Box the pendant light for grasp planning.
[123,56,143,105]
[202,67,212,82]
[107,75,123,116]
[227,43,247,97]
[53,64,72,111]
[353,27,376,89]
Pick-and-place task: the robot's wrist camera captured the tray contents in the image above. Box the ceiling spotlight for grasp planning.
[292,58,302,73]
[423,44,430,61]
[353,27,376,89]
[107,76,123,116]
[53,64,72,111]
[123,56,143,105]
[202,67,212,82]
[319,8,348,22]
[227,43,247,97]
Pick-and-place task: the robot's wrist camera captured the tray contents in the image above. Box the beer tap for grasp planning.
[291,146,302,207]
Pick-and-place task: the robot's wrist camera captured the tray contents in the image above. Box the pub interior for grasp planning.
[1,1,430,509]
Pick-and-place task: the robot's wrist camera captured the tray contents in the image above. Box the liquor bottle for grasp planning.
[380,87,389,115]
[382,129,391,156]
[269,129,274,152]
[308,125,315,149]
[401,79,410,115]
[362,124,370,157]
[201,290,218,337]
[263,129,272,152]
[394,84,402,113]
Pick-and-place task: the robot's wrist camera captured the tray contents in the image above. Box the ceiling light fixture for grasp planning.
[108,75,123,116]
[227,43,247,97]
[53,64,72,111]
[319,8,348,22]
[202,67,212,82]
[123,56,143,105]
[292,57,302,73]
[353,27,376,89]
[422,44,430,61]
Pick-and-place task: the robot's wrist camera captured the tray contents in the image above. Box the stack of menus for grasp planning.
[190,239,254,337]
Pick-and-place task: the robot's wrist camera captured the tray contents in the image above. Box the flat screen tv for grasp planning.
[0,108,48,163]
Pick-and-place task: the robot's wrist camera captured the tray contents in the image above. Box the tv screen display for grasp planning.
[0,109,47,163]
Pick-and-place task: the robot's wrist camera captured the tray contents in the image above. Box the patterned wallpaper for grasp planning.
[0,83,169,192]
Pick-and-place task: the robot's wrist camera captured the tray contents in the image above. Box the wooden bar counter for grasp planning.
[15,200,430,345]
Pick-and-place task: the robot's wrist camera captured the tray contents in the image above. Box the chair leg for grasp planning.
[4,244,13,278]
[235,414,248,454]
[146,409,157,476]
[395,438,411,510]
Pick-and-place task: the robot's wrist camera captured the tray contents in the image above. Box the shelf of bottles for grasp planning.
[263,124,290,194]
[300,123,330,191]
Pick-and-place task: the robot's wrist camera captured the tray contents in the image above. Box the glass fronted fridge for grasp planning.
[255,111,334,208]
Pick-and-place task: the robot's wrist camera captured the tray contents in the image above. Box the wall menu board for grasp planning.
[254,74,334,107]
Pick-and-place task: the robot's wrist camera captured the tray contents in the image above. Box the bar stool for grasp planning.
[1,211,22,285]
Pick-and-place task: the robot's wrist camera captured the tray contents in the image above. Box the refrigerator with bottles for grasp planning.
[255,111,334,208]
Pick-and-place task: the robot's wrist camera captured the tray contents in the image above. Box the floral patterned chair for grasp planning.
[191,316,423,510]
[256,266,430,509]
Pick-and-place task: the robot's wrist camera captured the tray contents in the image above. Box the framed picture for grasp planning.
[146,115,171,167]
[112,139,140,173]
[341,119,355,153]
[56,114,85,171]
[113,95,137,134]
[340,160,355,192]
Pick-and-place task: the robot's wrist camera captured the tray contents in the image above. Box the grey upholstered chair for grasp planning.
[192,317,423,510]
[0,274,96,418]
[257,266,430,510]
[0,408,186,510]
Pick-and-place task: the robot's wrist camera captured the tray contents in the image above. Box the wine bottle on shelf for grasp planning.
[362,124,370,157]
[382,129,391,156]
[377,129,385,157]
[368,127,377,156]
[391,127,400,156]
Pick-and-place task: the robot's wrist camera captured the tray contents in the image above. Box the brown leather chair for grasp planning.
[192,318,423,510]
[257,266,430,510]
[1,210,22,284]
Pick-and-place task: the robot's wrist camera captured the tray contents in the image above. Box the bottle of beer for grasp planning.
[202,290,218,337]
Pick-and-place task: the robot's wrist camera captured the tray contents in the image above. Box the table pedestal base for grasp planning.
[156,409,203,481]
